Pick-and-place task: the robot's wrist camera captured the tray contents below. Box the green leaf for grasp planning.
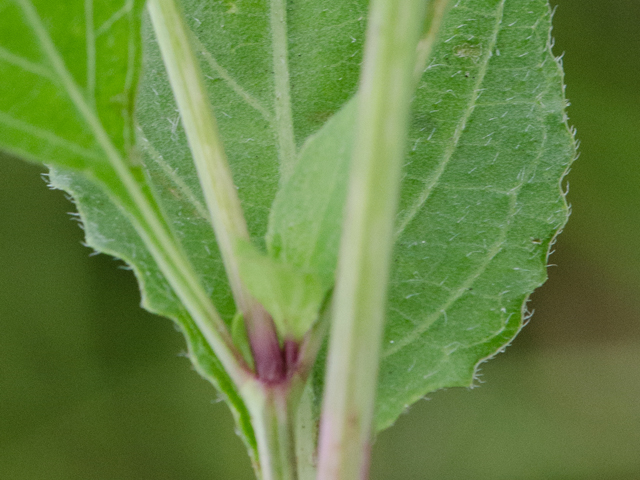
[267,98,357,286]
[3,0,574,466]
[231,311,255,370]
[236,240,327,339]
[0,0,261,462]
[272,0,574,431]
[0,0,142,184]
[47,165,259,465]
[2,0,370,465]
[0,0,260,463]
[376,0,574,431]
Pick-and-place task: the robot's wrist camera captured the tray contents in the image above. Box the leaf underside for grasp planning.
[374,0,573,430]
[267,0,574,430]
[0,0,574,457]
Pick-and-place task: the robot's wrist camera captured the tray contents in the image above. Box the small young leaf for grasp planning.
[136,0,367,259]
[231,311,255,370]
[267,97,357,285]
[236,240,327,340]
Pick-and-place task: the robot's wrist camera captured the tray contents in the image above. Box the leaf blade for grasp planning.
[267,98,357,285]
[265,0,574,431]
[236,240,327,339]
[377,0,574,429]
[47,165,259,464]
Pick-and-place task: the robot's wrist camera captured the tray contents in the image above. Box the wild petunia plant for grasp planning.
[0,0,574,478]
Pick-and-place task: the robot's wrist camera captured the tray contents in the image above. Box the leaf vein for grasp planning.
[0,111,103,160]
[122,2,137,148]
[385,104,551,359]
[192,35,274,126]
[15,0,140,204]
[95,0,133,37]
[138,128,210,222]
[270,0,297,182]
[0,45,56,81]
[394,0,506,238]
[85,0,96,106]
[384,193,514,358]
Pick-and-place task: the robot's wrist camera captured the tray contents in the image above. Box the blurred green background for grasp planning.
[2,0,639,478]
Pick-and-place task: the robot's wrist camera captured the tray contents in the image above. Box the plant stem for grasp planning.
[315,1,429,479]
[295,382,318,480]
[147,0,248,313]
[240,314,323,480]
[125,186,251,388]
[148,0,284,381]
[244,381,301,480]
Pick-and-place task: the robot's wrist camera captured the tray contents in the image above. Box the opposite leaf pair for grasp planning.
[0,0,574,476]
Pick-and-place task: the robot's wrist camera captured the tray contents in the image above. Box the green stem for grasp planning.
[148,0,284,381]
[315,1,429,479]
[244,381,301,480]
[124,184,250,388]
[240,319,323,480]
[295,382,318,480]
[147,0,250,314]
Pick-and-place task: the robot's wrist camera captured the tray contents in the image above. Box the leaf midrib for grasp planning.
[17,0,162,246]
[17,0,184,305]
[188,3,298,184]
[85,0,96,108]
